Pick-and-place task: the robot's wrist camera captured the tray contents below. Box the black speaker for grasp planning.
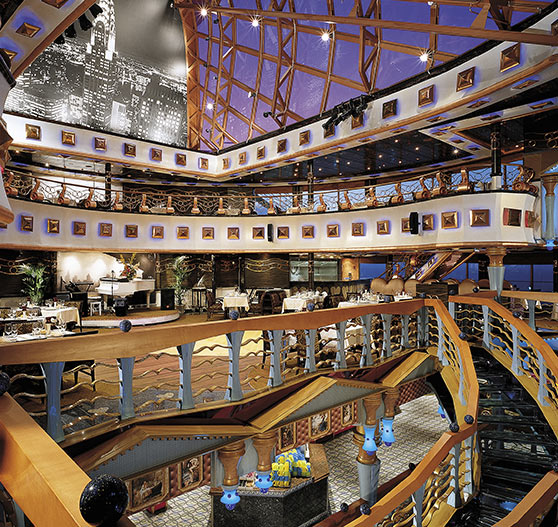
[409,212,419,234]
[114,298,128,317]
[267,223,273,242]
[160,289,175,310]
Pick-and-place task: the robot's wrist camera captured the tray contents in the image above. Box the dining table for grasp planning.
[222,294,250,311]
[40,305,81,324]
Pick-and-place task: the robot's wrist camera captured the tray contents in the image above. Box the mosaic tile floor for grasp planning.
[129,394,447,527]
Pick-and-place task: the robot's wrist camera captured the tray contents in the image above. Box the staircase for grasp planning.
[449,346,558,526]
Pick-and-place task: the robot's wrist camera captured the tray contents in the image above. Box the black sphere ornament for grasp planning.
[119,319,132,333]
[553,461,558,473]
[464,414,474,425]
[307,302,315,312]
[340,503,349,512]
[449,422,460,433]
[360,503,371,516]
[513,311,521,318]
[409,463,416,470]
[459,332,467,341]
[472,287,479,293]
[80,474,128,526]
[0,371,10,396]
[229,310,240,320]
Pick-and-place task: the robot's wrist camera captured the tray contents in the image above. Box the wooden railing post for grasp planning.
[360,314,373,367]
[335,321,348,369]
[118,357,135,420]
[267,329,284,387]
[381,314,392,358]
[177,342,195,409]
[226,331,244,401]
[537,350,550,407]
[40,362,64,442]
[482,305,490,348]
[304,329,317,373]
[511,326,521,376]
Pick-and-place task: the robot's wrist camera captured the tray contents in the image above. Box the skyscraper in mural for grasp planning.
[4,0,187,147]
[82,0,116,130]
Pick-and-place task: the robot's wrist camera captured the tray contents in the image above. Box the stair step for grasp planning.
[482,466,544,486]
[482,449,554,469]
[477,415,548,426]
[478,399,537,409]
[480,430,558,447]
[481,483,527,503]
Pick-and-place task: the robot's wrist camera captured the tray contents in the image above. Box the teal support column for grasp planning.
[118,357,135,419]
[381,314,392,358]
[357,459,381,505]
[304,329,317,373]
[267,329,284,387]
[14,501,25,527]
[226,330,244,401]
[486,249,506,297]
[177,342,195,409]
[527,299,536,330]
[401,314,410,348]
[335,321,347,369]
[542,177,558,241]
[360,314,373,367]
[40,361,64,442]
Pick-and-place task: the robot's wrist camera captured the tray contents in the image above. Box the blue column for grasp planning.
[118,357,135,419]
[226,331,244,401]
[304,329,317,373]
[360,314,373,367]
[267,329,284,387]
[381,314,392,358]
[357,459,381,505]
[177,342,195,409]
[335,321,347,369]
[40,361,64,442]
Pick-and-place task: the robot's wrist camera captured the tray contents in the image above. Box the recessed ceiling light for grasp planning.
[200,7,208,16]
[453,149,459,154]
[394,139,399,143]
[206,102,214,110]
[419,52,429,63]
[251,17,260,27]
[415,146,419,151]
[321,31,330,42]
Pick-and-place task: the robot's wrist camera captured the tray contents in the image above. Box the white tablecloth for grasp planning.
[222,295,250,311]
[282,297,309,312]
[320,325,365,349]
[41,306,80,324]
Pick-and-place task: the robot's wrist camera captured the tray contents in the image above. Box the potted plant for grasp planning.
[119,253,139,280]
[20,263,49,305]
[171,256,190,312]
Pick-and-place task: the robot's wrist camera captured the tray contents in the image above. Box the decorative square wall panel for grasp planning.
[252,227,265,240]
[323,124,335,139]
[456,67,475,91]
[73,221,86,236]
[99,223,112,237]
[327,224,339,238]
[202,227,214,240]
[299,131,310,146]
[277,226,289,239]
[199,157,209,170]
[47,219,59,234]
[401,218,411,232]
[124,143,136,157]
[222,158,230,170]
[422,214,435,231]
[418,85,435,107]
[0,48,17,62]
[470,209,490,227]
[227,227,239,240]
[25,124,41,140]
[277,139,287,154]
[150,148,162,161]
[500,43,520,72]
[352,223,365,236]
[441,211,458,229]
[351,113,364,129]
[302,225,314,239]
[20,215,33,232]
[382,99,397,119]
[152,226,164,239]
[238,152,247,165]
[125,225,138,238]
[177,226,189,239]
[257,146,266,160]
[503,208,522,226]
[377,220,390,235]
[175,153,186,166]
[525,210,536,228]
[94,137,107,151]
[61,131,75,146]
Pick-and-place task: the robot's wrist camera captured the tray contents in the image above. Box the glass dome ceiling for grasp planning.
[176,0,550,150]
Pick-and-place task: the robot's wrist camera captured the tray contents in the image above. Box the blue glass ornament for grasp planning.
[220,487,240,511]
[381,418,395,446]
[307,303,315,312]
[119,319,132,332]
[255,471,273,493]
[229,310,240,320]
[362,425,377,455]
[437,404,446,419]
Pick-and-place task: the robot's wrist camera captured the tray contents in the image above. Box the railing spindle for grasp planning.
[40,361,64,442]
[304,329,317,373]
[381,314,392,358]
[537,350,550,407]
[360,314,373,367]
[177,342,195,409]
[267,329,284,387]
[411,482,426,527]
[118,357,135,420]
[335,321,347,369]
[226,331,244,401]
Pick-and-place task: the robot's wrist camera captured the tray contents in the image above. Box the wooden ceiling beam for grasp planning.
[177,5,558,45]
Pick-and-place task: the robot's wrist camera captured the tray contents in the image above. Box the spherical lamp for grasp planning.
[79,475,128,525]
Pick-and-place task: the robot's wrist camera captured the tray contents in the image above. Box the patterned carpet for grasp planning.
[129,394,448,527]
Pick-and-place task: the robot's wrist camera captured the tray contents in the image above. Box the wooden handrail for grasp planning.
[0,394,134,527]
[344,299,478,526]
[0,300,424,365]
[501,290,558,303]
[494,471,558,527]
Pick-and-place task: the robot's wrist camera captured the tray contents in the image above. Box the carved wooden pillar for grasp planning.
[485,247,506,296]
[354,392,382,504]
[252,430,277,493]
[542,175,558,242]
[218,440,246,487]
[490,122,502,189]
[381,387,400,447]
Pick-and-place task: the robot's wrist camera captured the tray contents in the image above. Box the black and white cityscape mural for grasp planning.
[5,0,188,147]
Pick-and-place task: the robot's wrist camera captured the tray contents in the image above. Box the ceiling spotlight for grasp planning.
[453,148,459,154]
[78,14,93,31]
[89,3,103,18]
[321,31,330,42]
[64,24,77,38]
[200,7,208,16]
[206,102,214,110]
[248,91,257,98]
[419,52,429,63]
[427,1,434,5]
[251,17,260,27]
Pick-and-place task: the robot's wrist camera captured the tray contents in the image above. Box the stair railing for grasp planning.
[345,299,479,527]
[493,470,558,527]
[500,290,558,331]
[451,295,558,438]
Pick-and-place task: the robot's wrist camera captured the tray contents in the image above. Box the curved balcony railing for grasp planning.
[3,162,533,217]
